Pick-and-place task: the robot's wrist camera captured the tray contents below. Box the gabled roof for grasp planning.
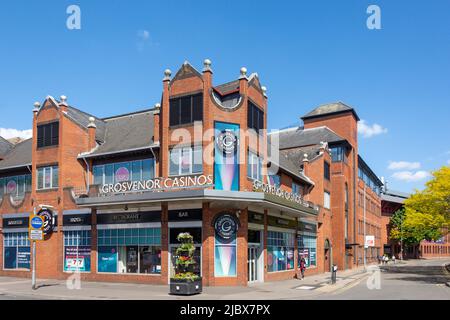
[79,109,158,159]
[0,136,13,158]
[214,80,239,95]
[302,102,360,121]
[0,138,32,171]
[381,189,410,204]
[171,61,203,84]
[269,126,346,150]
[66,106,106,143]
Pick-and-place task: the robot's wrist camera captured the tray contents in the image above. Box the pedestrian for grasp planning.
[378,255,382,265]
[300,257,307,280]
[392,255,396,264]
[383,255,389,265]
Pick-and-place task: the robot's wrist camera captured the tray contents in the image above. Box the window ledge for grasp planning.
[36,188,59,193]
[169,121,203,130]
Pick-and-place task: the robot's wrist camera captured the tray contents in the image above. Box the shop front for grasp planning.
[2,213,31,271]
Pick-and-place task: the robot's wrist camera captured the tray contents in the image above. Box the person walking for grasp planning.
[300,257,307,280]
[392,255,396,264]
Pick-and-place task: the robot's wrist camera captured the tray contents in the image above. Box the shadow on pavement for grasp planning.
[380,264,450,285]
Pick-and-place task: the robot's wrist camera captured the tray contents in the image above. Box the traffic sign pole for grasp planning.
[32,207,37,290]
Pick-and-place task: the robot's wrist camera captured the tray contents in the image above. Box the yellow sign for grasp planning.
[29,215,44,241]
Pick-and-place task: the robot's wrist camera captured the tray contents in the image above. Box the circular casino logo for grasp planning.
[115,167,130,182]
[216,129,238,157]
[37,208,55,235]
[6,180,17,194]
[214,213,239,242]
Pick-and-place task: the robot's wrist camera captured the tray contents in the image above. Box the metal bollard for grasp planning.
[331,265,338,284]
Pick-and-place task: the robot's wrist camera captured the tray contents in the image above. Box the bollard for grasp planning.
[331,264,338,284]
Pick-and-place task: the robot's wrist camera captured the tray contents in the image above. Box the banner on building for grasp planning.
[214,122,240,191]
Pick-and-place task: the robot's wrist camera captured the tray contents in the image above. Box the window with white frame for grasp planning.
[37,166,58,190]
[247,151,262,181]
[324,191,331,209]
[169,145,203,176]
[3,232,30,269]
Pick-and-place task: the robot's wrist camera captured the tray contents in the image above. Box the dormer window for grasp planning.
[37,122,59,148]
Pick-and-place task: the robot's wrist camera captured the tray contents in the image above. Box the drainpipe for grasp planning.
[82,157,90,195]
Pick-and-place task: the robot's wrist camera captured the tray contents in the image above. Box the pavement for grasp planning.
[0,259,448,300]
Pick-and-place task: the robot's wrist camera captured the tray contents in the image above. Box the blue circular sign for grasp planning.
[31,216,43,229]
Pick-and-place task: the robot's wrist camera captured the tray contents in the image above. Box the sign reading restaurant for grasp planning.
[100,174,214,194]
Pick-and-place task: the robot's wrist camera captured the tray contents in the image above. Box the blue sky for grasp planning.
[0,0,449,193]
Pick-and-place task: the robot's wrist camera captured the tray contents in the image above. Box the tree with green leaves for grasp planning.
[389,166,449,256]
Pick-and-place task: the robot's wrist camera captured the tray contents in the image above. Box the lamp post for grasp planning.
[400,212,404,261]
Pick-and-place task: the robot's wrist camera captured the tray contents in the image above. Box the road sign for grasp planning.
[29,214,44,241]
[365,235,375,248]
[30,229,43,241]
[30,216,44,230]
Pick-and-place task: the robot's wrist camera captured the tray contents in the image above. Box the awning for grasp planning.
[75,189,319,220]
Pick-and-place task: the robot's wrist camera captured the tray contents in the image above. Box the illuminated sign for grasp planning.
[100,175,214,194]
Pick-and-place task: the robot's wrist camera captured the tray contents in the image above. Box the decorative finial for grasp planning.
[154,103,161,109]
[163,69,172,81]
[88,116,96,128]
[33,102,40,113]
[60,95,67,104]
[203,59,212,73]
[261,86,267,97]
[303,153,309,162]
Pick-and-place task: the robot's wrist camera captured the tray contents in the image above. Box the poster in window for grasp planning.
[17,247,30,269]
[4,247,17,269]
[98,246,117,273]
[214,245,237,277]
[64,246,91,272]
[214,122,239,191]
[6,179,17,194]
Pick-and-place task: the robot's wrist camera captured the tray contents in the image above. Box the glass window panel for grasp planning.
[181,148,191,175]
[132,161,142,182]
[93,166,104,185]
[105,164,114,184]
[170,149,180,176]
[142,159,154,180]
[193,146,203,173]
[180,96,192,124]
[52,166,59,188]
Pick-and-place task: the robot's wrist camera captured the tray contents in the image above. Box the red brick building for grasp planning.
[0,60,385,287]
[381,188,450,260]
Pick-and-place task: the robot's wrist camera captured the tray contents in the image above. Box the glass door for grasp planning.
[248,246,259,283]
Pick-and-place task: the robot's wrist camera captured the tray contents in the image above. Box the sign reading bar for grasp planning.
[100,175,213,194]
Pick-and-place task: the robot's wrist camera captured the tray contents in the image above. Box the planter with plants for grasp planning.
[169,232,202,295]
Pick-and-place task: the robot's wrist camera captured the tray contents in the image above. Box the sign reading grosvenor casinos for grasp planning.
[100,174,214,194]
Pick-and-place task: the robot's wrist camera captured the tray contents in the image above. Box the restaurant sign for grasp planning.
[100,174,214,194]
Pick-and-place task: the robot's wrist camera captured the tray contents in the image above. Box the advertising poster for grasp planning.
[17,247,30,269]
[98,246,117,273]
[4,247,17,269]
[214,122,240,191]
[64,246,91,272]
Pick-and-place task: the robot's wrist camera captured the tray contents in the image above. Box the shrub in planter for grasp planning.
[169,232,202,295]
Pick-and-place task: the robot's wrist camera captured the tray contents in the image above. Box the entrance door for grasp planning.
[247,229,262,283]
[248,246,259,283]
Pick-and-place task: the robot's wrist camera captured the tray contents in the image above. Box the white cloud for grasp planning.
[358,120,388,138]
[388,161,421,170]
[391,171,431,182]
[0,128,32,140]
[137,30,150,41]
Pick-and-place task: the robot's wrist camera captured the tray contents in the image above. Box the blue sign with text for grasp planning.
[30,217,43,229]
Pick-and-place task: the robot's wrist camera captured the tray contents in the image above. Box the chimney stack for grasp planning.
[87,117,97,150]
